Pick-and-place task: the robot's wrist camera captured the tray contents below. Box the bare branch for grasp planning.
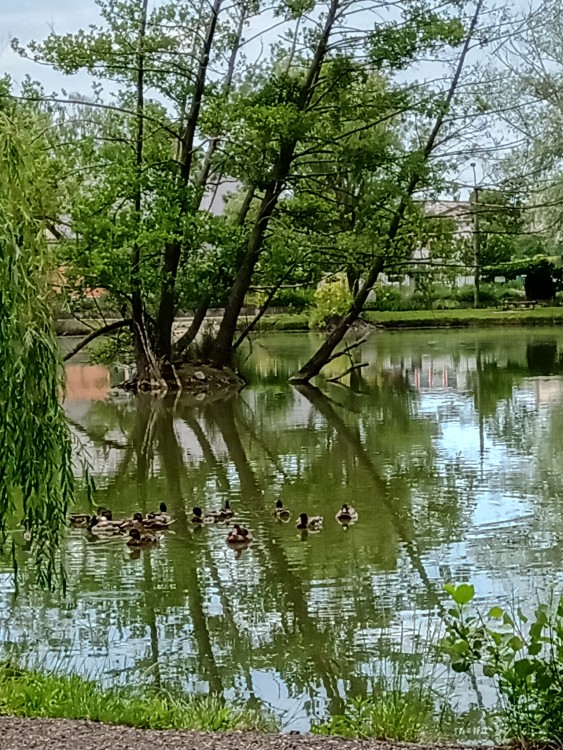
[326,361,368,383]
[63,319,132,362]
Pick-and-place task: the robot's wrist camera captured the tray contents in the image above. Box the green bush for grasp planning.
[270,287,314,311]
[442,583,563,745]
[366,285,406,312]
[309,275,353,328]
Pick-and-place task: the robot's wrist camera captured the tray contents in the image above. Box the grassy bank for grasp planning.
[0,664,274,731]
[365,307,563,328]
[249,306,563,332]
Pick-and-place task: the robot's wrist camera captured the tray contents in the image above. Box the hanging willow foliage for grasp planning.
[0,107,74,589]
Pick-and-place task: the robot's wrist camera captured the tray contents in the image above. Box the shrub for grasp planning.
[89,330,134,366]
[442,583,563,745]
[270,287,314,311]
[309,275,353,328]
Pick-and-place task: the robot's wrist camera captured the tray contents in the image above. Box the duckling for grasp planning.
[296,513,323,532]
[227,524,253,545]
[273,499,291,521]
[126,528,159,548]
[147,502,172,525]
[191,506,219,524]
[335,504,358,525]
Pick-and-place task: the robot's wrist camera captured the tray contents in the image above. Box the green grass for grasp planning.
[365,307,563,328]
[311,690,485,743]
[0,664,275,731]
[242,312,310,332]
[246,307,563,333]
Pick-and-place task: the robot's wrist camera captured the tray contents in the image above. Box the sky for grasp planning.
[1,0,490,193]
[1,0,100,91]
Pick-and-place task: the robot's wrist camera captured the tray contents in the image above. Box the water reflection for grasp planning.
[2,329,563,732]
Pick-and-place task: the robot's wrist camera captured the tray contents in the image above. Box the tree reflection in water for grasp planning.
[2,330,563,731]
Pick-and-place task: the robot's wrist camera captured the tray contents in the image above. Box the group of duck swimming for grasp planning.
[69,499,359,549]
[69,503,174,547]
[191,500,358,545]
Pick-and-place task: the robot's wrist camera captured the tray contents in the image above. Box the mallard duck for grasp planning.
[69,506,110,527]
[227,524,253,545]
[126,528,159,548]
[122,511,173,531]
[335,504,358,524]
[191,506,219,524]
[69,513,92,528]
[119,512,144,529]
[273,499,291,521]
[296,513,323,532]
[87,513,126,535]
[147,502,172,525]
[220,499,234,519]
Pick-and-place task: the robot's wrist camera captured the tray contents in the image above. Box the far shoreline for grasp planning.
[56,306,563,340]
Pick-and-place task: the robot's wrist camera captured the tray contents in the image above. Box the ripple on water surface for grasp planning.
[2,328,563,733]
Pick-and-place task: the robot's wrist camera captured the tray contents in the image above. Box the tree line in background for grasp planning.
[4,0,563,390]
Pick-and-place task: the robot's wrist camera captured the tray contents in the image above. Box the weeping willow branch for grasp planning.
[0,108,74,589]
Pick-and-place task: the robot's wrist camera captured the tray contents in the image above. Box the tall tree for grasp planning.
[12,0,473,385]
[290,0,486,383]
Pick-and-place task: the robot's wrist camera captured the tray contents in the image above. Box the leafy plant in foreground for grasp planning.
[442,583,563,744]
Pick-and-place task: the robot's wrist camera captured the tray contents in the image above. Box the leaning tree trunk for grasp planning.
[290,0,485,384]
[208,0,340,368]
[209,184,280,367]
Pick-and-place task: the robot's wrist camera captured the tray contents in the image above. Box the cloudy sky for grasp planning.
[1,1,101,91]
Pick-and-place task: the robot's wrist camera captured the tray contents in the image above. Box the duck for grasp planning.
[142,513,174,530]
[87,512,127,535]
[69,513,92,528]
[147,502,172,525]
[296,513,323,532]
[335,504,358,525]
[227,524,253,545]
[220,499,234,519]
[69,506,110,527]
[126,528,159,548]
[273,499,291,521]
[191,506,221,524]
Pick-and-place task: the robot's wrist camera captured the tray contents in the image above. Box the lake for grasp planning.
[2,328,563,734]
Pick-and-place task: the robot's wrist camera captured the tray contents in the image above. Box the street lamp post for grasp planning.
[471,162,480,309]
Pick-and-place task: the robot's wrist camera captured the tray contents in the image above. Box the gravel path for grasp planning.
[0,719,492,750]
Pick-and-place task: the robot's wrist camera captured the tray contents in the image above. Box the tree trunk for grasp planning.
[154,0,222,361]
[208,0,340,368]
[290,257,384,383]
[131,0,165,388]
[290,0,485,384]
[172,294,210,359]
[209,184,279,367]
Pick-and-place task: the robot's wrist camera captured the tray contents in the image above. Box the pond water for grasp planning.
[2,328,563,733]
